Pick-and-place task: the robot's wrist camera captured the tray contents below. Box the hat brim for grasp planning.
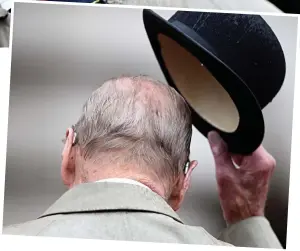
[143,9,265,155]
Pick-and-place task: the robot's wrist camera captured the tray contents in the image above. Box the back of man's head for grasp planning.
[66,75,193,198]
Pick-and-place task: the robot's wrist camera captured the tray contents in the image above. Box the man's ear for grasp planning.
[182,160,198,191]
[61,128,76,188]
[168,160,198,211]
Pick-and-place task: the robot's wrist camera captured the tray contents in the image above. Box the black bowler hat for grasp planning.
[143,9,286,155]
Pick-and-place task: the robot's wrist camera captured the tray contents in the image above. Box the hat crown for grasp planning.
[169,12,286,108]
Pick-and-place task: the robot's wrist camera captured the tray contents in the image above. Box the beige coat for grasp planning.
[3,182,282,249]
[3,0,282,247]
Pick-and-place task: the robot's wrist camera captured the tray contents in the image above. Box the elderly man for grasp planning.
[3,75,282,248]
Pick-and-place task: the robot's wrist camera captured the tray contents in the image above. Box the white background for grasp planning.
[0,2,299,250]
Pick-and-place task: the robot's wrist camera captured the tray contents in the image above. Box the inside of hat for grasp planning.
[158,34,240,133]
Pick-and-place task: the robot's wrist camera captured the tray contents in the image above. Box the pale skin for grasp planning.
[61,127,198,211]
[207,131,276,225]
[61,128,275,224]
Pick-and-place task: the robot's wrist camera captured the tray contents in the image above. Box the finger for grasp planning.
[208,131,227,158]
[207,131,237,174]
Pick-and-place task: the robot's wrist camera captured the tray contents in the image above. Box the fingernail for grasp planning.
[208,131,223,156]
[208,131,222,145]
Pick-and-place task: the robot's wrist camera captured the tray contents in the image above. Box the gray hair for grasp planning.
[73,75,192,190]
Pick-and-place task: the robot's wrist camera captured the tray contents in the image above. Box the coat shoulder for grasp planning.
[2,216,57,236]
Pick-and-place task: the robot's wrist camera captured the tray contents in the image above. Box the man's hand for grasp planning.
[207,131,276,225]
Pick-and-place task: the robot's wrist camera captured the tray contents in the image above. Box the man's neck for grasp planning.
[77,171,167,199]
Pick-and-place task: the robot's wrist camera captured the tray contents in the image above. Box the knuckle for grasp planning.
[268,155,276,167]
[258,147,276,167]
[264,155,276,170]
[255,152,276,172]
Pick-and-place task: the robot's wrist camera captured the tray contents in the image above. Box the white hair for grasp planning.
[73,75,192,191]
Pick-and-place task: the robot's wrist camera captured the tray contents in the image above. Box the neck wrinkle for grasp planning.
[77,167,168,199]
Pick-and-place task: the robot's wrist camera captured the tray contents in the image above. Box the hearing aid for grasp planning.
[184,161,190,175]
[71,125,78,146]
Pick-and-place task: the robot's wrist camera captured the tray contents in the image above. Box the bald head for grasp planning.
[72,75,192,195]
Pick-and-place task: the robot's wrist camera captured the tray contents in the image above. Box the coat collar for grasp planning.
[39,182,183,224]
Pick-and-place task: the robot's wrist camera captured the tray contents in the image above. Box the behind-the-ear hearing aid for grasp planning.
[184,161,190,175]
[71,125,78,146]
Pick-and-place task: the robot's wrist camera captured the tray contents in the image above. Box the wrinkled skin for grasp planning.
[208,131,276,225]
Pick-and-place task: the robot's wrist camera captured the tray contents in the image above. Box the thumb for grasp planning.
[208,131,235,171]
[208,131,228,158]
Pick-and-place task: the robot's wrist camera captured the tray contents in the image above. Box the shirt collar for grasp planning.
[95,178,151,190]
